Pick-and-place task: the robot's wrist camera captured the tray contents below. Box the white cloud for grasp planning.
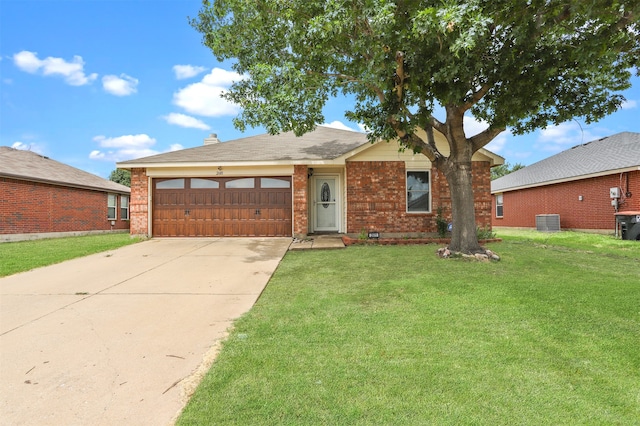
[93,134,155,148]
[102,74,138,96]
[621,99,637,110]
[91,133,159,162]
[173,64,207,80]
[535,122,607,153]
[13,50,97,86]
[90,134,184,162]
[321,121,360,132]
[173,68,242,117]
[11,141,46,155]
[163,112,211,130]
[484,132,509,153]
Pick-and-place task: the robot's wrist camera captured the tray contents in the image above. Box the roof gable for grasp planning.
[492,132,640,193]
[0,147,130,193]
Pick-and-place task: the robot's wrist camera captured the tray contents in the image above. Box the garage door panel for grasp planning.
[153,177,292,237]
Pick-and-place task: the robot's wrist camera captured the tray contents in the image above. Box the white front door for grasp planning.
[314,176,339,232]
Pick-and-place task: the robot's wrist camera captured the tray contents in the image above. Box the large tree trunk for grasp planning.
[443,158,483,254]
[439,109,483,254]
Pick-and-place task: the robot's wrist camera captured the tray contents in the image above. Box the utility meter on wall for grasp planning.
[610,187,621,198]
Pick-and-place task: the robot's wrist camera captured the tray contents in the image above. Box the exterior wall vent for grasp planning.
[536,214,561,232]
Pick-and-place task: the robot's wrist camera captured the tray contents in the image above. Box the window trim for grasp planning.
[120,195,130,221]
[406,170,431,214]
[496,193,504,218]
[107,193,117,220]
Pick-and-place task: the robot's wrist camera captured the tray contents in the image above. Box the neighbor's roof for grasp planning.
[118,126,371,167]
[492,132,640,193]
[0,146,130,193]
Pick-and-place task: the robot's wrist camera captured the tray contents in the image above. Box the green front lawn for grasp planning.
[0,233,139,277]
[178,232,640,425]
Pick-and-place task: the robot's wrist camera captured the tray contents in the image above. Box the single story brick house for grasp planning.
[491,132,640,234]
[0,146,131,242]
[117,126,502,239]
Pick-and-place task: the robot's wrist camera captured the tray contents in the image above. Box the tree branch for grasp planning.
[469,126,505,152]
[394,51,406,104]
[461,83,491,112]
[429,115,447,137]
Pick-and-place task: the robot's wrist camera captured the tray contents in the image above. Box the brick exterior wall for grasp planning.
[346,161,493,234]
[472,162,493,229]
[293,165,309,237]
[491,170,640,231]
[0,177,129,235]
[129,168,149,236]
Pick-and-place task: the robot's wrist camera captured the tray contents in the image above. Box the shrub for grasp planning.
[436,207,448,238]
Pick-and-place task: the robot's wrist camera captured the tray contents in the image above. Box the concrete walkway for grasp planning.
[0,238,290,426]
[289,234,346,250]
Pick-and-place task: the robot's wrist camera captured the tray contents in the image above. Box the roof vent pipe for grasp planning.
[204,133,220,145]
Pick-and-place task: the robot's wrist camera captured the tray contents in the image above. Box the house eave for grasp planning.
[478,148,505,167]
[491,166,640,194]
[0,172,130,194]
[117,158,350,170]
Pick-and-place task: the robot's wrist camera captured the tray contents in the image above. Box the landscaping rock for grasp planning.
[436,246,500,261]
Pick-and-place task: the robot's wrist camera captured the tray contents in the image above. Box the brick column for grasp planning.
[293,165,309,238]
[129,168,149,236]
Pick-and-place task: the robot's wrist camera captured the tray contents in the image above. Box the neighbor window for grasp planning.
[496,194,504,218]
[120,195,129,220]
[406,171,430,213]
[107,194,117,220]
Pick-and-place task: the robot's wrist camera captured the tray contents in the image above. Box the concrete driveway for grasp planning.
[0,238,290,426]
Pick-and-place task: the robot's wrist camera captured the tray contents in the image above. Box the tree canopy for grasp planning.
[192,0,638,253]
[109,169,131,187]
[491,162,525,180]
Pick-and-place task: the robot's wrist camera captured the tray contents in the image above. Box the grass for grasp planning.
[178,231,640,425]
[496,228,640,259]
[0,233,140,277]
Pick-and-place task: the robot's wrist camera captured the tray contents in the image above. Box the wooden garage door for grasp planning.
[152,177,292,237]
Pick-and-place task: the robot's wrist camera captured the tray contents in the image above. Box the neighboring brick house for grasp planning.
[117,126,502,238]
[491,132,640,234]
[1,146,131,241]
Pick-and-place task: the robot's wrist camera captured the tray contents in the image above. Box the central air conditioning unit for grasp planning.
[536,214,561,232]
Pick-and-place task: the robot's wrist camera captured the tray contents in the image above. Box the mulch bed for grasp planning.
[341,235,502,246]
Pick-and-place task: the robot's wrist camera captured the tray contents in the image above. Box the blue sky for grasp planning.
[1,0,638,179]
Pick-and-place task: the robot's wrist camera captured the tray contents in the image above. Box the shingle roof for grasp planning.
[491,132,640,193]
[117,126,370,165]
[0,146,130,193]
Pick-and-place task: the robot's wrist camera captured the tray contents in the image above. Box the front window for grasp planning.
[120,195,129,220]
[496,194,504,218]
[406,171,430,213]
[107,194,117,220]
